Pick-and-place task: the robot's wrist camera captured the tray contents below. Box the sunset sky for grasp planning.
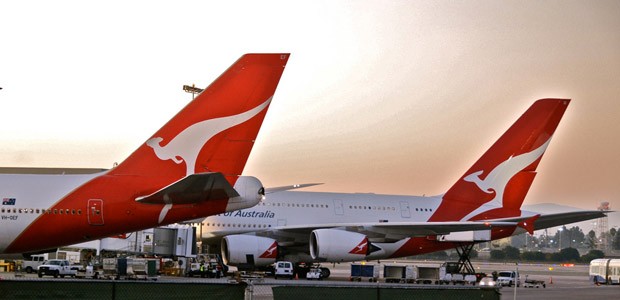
[1,1,618,214]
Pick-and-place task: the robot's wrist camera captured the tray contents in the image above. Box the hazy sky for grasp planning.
[1,1,619,212]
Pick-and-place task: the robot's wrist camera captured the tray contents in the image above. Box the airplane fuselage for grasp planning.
[0,172,232,254]
[202,191,525,262]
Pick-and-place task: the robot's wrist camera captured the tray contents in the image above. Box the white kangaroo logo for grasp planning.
[262,243,277,257]
[350,239,368,254]
[147,97,272,176]
[148,97,272,224]
[459,137,552,221]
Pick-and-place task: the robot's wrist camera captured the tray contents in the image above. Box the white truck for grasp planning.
[37,259,78,278]
[497,270,520,287]
[274,261,294,279]
[22,254,46,273]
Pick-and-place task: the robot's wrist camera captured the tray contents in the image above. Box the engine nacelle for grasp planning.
[221,235,278,266]
[225,176,265,212]
[310,229,369,262]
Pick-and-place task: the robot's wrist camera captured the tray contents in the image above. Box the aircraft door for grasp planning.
[334,199,344,215]
[87,199,104,225]
[400,201,411,218]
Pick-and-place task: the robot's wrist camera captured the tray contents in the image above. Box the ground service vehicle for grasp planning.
[589,258,620,285]
[497,271,520,287]
[350,263,380,282]
[22,255,45,273]
[37,259,77,278]
[383,264,416,283]
[306,268,325,280]
[274,261,294,279]
[479,275,498,287]
[415,263,446,284]
[523,275,546,288]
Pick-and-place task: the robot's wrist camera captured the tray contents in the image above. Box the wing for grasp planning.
[243,220,521,244]
[265,183,323,194]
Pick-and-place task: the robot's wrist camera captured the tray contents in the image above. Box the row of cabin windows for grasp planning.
[259,202,329,208]
[0,208,82,215]
[349,205,396,211]
[415,208,433,212]
[204,223,271,228]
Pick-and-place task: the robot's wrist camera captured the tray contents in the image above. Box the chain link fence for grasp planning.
[0,277,500,300]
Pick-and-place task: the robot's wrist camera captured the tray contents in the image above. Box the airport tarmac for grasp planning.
[1,261,617,299]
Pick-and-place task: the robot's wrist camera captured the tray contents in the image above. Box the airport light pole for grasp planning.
[558,227,563,250]
[183,84,204,100]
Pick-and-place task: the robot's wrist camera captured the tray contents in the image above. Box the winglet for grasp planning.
[518,214,540,235]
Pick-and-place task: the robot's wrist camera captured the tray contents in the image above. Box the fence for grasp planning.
[0,278,500,300]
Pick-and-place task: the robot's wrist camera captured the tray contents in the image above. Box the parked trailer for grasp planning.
[350,263,380,282]
[589,258,620,285]
[383,264,416,283]
[101,257,158,280]
[415,263,446,284]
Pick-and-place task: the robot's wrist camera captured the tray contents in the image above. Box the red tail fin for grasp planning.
[109,54,290,185]
[430,99,570,221]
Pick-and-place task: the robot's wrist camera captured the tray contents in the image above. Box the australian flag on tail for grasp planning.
[2,198,16,205]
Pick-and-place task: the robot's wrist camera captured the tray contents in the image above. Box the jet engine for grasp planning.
[310,229,370,262]
[227,176,265,211]
[221,235,278,266]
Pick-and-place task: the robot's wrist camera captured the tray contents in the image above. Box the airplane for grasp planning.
[0,53,290,256]
[199,99,608,276]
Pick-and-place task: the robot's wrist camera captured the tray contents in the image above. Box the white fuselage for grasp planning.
[203,191,443,241]
[0,173,102,253]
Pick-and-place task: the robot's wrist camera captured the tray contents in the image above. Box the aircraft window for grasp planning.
[66,209,70,214]
[1,208,4,213]
[35,209,39,213]
[430,209,433,211]
[53,209,57,214]
[77,209,82,215]
[268,225,271,227]
[326,205,329,208]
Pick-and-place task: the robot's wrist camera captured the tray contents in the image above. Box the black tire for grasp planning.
[25,266,33,273]
[53,271,59,278]
[38,272,43,278]
[320,267,331,279]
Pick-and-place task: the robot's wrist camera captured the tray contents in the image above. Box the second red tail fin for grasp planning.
[430,99,570,221]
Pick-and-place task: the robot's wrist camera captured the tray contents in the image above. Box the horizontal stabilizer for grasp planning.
[500,210,610,231]
[136,172,239,205]
[265,183,323,194]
